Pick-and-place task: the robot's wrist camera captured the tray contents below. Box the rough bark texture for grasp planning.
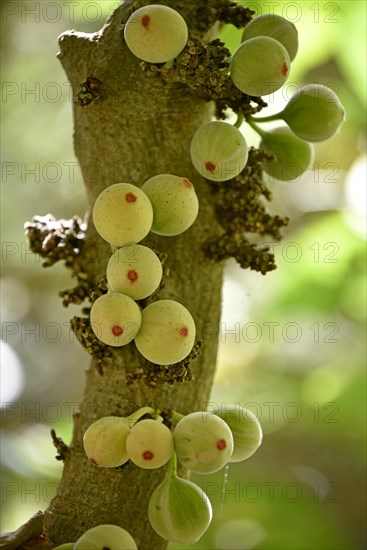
[44,1,224,547]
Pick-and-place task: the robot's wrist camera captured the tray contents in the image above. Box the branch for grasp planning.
[0,512,46,550]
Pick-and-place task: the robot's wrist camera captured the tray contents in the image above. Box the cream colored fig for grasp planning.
[141,174,199,236]
[106,244,163,300]
[92,183,153,247]
[135,300,195,365]
[124,4,188,63]
[83,416,131,468]
[126,419,174,469]
[90,292,142,347]
[173,411,233,473]
[190,121,248,182]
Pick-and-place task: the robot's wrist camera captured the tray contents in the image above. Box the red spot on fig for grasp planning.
[112,325,123,336]
[281,63,288,76]
[90,458,98,465]
[143,450,154,460]
[141,14,150,29]
[179,327,188,337]
[216,439,227,451]
[204,161,217,174]
[127,270,138,283]
[125,192,137,203]
[181,178,193,189]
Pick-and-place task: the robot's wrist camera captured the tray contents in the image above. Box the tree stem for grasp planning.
[43,2,224,548]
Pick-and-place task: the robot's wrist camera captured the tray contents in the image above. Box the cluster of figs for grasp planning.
[55,404,262,547]
[90,4,345,364]
[59,3,346,548]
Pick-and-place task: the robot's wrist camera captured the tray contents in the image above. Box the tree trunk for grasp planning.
[44,1,224,547]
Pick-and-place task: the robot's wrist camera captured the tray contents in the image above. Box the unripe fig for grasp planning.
[259,126,315,181]
[124,4,188,63]
[90,292,142,347]
[141,174,199,236]
[106,244,163,300]
[92,183,153,247]
[230,36,290,97]
[53,545,74,549]
[213,405,262,462]
[83,416,131,468]
[148,464,212,543]
[74,524,137,550]
[83,407,157,467]
[173,411,234,473]
[126,419,174,469]
[280,84,346,141]
[190,121,248,182]
[242,14,298,61]
[134,300,195,365]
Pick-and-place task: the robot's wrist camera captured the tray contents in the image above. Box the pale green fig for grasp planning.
[83,407,156,467]
[173,411,233,473]
[213,405,263,462]
[74,524,137,550]
[126,418,174,469]
[190,121,248,182]
[259,126,315,181]
[106,244,163,300]
[280,84,346,141]
[53,545,74,549]
[83,416,131,468]
[230,36,290,97]
[90,292,142,347]
[148,460,212,543]
[141,174,199,236]
[124,4,188,63]
[92,183,153,247]
[242,14,298,61]
[134,300,195,365]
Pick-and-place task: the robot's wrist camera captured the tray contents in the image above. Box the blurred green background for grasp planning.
[1,1,366,548]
